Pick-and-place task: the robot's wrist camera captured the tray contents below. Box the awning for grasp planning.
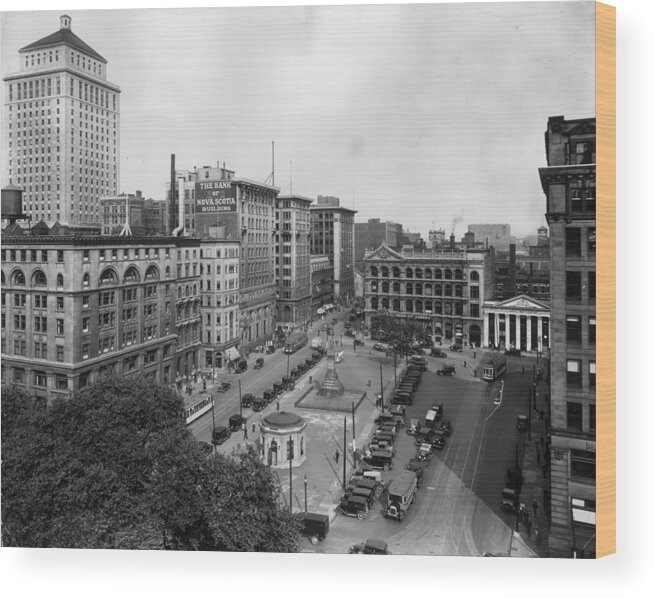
[317,307,326,314]
[226,347,240,362]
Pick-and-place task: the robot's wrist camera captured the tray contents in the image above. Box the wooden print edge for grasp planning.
[596,0,616,559]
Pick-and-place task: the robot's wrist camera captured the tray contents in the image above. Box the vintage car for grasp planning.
[437,363,456,376]
[211,426,231,445]
[348,539,391,555]
[406,418,420,436]
[417,442,433,462]
[517,415,528,431]
[430,430,446,450]
[431,403,444,420]
[263,389,275,404]
[505,467,523,491]
[406,458,426,485]
[354,338,365,346]
[501,487,518,511]
[282,376,295,391]
[362,450,393,472]
[339,494,370,520]
[430,347,447,358]
[215,382,231,393]
[294,512,330,545]
[273,382,284,396]
[440,419,452,436]
[373,343,387,352]
[240,393,254,408]
[254,357,265,369]
[449,344,463,352]
[343,486,376,509]
[251,396,267,412]
[229,413,245,431]
[505,347,522,357]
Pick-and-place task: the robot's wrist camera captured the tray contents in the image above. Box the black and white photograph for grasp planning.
[0,0,610,570]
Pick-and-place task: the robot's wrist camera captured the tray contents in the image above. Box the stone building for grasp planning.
[310,254,334,317]
[539,115,597,558]
[362,243,494,347]
[3,15,120,229]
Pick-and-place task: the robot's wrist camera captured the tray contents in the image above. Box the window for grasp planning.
[589,405,596,432]
[470,286,479,299]
[589,361,596,388]
[82,317,90,333]
[56,375,68,390]
[14,293,26,307]
[588,271,596,302]
[34,316,47,332]
[57,249,64,262]
[56,273,64,287]
[34,342,47,359]
[565,228,581,257]
[567,401,583,431]
[566,271,582,301]
[83,249,90,262]
[82,295,89,309]
[34,294,47,308]
[82,343,90,360]
[567,359,582,387]
[56,319,64,335]
[570,449,595,480]
[566,315,582,344]
[13,368,25,384]
[56,296,64,310]
[588,317,596,344]
[33,370,47,387]
[470,304,479,318]
[587,227,596,256]
[56,345,65,362]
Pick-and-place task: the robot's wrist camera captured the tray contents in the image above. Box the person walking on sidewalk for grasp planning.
[335,449,340,464]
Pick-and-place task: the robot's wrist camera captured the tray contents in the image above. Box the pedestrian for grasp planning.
[463,360,467,368]
[251,423,256,433]
[276,400,280,411]
[335,449,340,464]
[243,426,248,440]
[535,528,541,546]
[533,498,539,517]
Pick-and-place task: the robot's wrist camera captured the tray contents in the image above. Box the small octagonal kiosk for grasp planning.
[260,411,307,469]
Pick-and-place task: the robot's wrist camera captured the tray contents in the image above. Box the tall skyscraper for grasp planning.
[3,15,121,228]
[539,115,597,558]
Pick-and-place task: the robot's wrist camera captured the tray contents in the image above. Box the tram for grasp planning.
[480,353,507,381]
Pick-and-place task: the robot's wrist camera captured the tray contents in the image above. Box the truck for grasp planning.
[311,336,323,350]
[384,470,418,521]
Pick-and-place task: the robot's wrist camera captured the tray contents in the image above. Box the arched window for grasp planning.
[12,270,26,285]
[415,299,423,312]
[1,270,5,284]
[405,267,413,278]
[455,284,463,298]
[540,284,548,294]
[370,266,379,278]
[445,284,452,297]
[435,284,442,296]
[165,265,171,278]
[371,281,378,293]
[82,273,90,287]
[32,270,47,286]
[455,269,463,280]
[532,285,539,294]
[405,282,413,295]
[424,283,432,296]
[415,268,423,279]
[392,298,400,311]
[454,302,463,316]
[381,266,389,277]
[445,302,452,315]
[424,268,432,279]
[177,287,182,299]
[392,267,401,278]
[381,297,389,309]
[434,301,442,314]
[381,281,389,293]
[123,266,140,284]
[470,270,480,282]
[434,268,442,280]
[56,273,64,287]
[445,268,453,280]
[405,299,414,312]
[392,281,400,293]
[99,269,117,286]
[145,265,159,280]
[415,283,423,295]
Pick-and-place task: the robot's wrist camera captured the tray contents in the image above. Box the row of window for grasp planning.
[369,297,479,317]
[566,271,596,302]
[370,282,477,298]
[369,266,476,281]
[566,315,596,345]
[566,359,596,389]
[7,314,65,334]
[565,227,596,257]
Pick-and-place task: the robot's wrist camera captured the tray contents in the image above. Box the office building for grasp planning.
[468,223,512,252]
[3,15,120,229]
[539,115,597,558]
[354,218,402,267]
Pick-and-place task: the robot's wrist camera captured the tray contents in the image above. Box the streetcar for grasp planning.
[184,394,214,425]
[284,331,308,354]
[480,353,507,381]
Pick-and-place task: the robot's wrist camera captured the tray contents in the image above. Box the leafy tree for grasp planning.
[1,376,299,551]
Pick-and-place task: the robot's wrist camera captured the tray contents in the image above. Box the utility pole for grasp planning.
[289,449,293,514]
[342,417,347,490]
[379,363,384,412]
[239,380,243,420]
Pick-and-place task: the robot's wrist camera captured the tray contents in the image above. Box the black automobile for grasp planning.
[339,494,370,520]
[406,458,426,485]
[263,389,275,404]
[344,486,376,509]
[273,382,284,396]
[373,343,387,352]
[505,348,522,357]
[216,382,231,392]
[362,450,393,472]
[505,467,523,491]
[234,358,248,373]
[240,393,254,408]
[211,426,231,445]
[440,419,452,436]
[430,347,447,358]
[432,403,444,420]
[305,358,314,370]
[294,512,330,545]
[437,363,456,376]
[354,338,365,346]
[348,539,391,555]
[282,376,295,391]
[290,368,300,381]
[266,345,276,354]
[449,344,463,352]
[430,430,446,450]
[252,396,267,412]
[415,427,433,445]
[229,414,245,431]
[254,357,264,369]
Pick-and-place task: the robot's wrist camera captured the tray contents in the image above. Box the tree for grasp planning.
[1,376,300,551]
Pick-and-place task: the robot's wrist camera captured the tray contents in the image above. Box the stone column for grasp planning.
[527,315,533,351]
[494,311,500,347]
[483,311,490,347]
[515,313,521,350]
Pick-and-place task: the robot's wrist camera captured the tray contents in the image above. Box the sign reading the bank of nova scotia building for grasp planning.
[194,180,237,213]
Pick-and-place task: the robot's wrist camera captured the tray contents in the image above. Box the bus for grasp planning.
[284,332,308,354]
[184,394,214,425]
[480,353,507,381]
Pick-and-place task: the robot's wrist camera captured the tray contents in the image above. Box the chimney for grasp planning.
[136,190,142,199]
[450,233,455,249]
[169,154,176,234]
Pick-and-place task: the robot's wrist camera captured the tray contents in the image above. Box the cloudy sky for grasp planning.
[1,1,595,238]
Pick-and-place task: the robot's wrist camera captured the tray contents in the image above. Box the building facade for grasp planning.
[3,15,120,228]
[100,191,166,236]
[310,196,356,305]
[275,195,312,326]
[539,115,597,558]
[310,254,334,316]
[482,295,550,352]
[1,230,201,402]
[468,223,511,252]
[354,218,401,267]
[362,243,495,347]
[199,238,240,372]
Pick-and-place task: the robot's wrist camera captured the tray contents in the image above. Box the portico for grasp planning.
[483,295,550,353]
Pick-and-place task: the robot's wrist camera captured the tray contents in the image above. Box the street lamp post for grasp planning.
[239,380,243,420]
[289,452,293,514]
[287,353,290,378]
[304,475,308,512]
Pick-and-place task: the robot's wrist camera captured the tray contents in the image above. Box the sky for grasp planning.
[1,1,596,238]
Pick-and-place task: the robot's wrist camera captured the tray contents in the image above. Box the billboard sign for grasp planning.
[195,180,237,213]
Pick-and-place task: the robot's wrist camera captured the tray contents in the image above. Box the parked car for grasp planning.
[211,426,231,445]
[430,429,446,450]
[254,357,264,369]
[517,415,528,431]
[290,367,300,380]
[449,344,463,352]
[240,393,254,408]
[505,348,522,357]
[339,494,370,520]
[440,419,452,436]
[216,382,231,392]
[294,512,330,545]
[362,450,393,471]
[348,539,391,555]
[229,414,245,431]
[406,459,426,485]
[252,396,267,412]
[263,389,275,404]
[430,347,447,358]
[373,343,387,352]
[273,382,284,396]
[505,467,523,491]
[266,345,276,354]
[282,376,295,390]
[501,487,518,511]
[354,338,365,346]
[234,358,248,373]
[417,442,433,461]
[432,403,444,420]
[437,363,456,376]
[406,418,420,436]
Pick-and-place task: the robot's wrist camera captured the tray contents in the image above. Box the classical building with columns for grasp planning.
[362,243,494,346]
[482,295,550,352]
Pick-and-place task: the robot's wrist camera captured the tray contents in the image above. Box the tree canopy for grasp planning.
[1,376,300,551]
